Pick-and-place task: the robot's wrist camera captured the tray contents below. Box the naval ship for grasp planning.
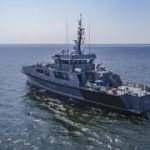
[22,15,150,118]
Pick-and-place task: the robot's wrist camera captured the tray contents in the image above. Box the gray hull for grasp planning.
[25,73,150,118]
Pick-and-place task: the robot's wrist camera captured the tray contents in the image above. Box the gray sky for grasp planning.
[0,0,150,44]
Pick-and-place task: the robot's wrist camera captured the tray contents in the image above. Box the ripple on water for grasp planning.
[20,90,150,149]
[1,45,150,150]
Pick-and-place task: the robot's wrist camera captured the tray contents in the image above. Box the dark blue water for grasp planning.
[0,44,150,150]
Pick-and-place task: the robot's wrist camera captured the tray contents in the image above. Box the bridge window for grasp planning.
[74,60,87,64]
[61,60,69,64]
[60,59,74,64]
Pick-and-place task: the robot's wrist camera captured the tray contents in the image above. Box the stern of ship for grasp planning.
[121,94,150,118]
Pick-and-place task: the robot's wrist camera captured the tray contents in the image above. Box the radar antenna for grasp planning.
[74,14,85,54]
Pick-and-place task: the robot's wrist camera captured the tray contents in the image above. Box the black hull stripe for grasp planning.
[80,89,126,109]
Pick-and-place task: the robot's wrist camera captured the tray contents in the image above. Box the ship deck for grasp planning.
[84,84,150,97]
[116,86,149,97]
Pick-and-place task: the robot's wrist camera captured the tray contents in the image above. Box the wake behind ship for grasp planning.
[22,15,150,118]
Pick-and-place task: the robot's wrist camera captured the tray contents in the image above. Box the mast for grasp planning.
[66,14,69,50]
[74,14,85,54]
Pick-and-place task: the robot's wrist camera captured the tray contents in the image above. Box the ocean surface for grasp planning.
[0,44,150,150]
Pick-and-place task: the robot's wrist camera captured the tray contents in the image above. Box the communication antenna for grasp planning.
[88,18,91,55]
[66,14,69,50]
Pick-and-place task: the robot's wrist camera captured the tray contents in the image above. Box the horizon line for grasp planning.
[0,43,150,45]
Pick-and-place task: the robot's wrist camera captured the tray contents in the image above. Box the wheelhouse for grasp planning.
[52,51,96,71]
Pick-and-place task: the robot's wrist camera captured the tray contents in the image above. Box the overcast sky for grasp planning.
[0,0,150,44]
